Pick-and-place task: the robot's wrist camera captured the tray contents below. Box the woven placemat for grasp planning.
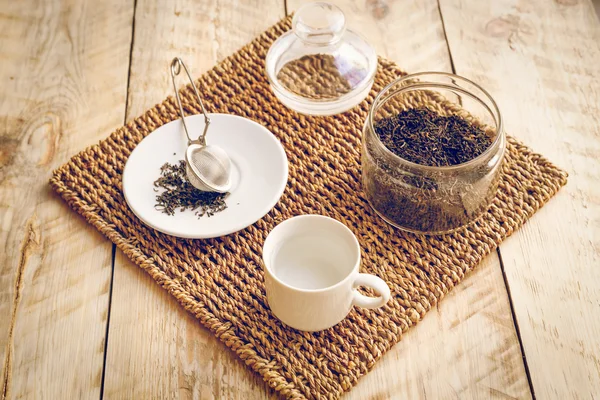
[50,16,567,399]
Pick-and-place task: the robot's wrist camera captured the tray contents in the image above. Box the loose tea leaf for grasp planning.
[153,160,228,218]
[375,108,492,167]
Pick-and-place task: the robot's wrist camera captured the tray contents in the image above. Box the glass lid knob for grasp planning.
[292,2,346,45]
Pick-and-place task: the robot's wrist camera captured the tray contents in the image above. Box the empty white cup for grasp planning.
[262,215,391,331]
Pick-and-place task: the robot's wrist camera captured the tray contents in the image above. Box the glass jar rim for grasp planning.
[367,71,505,172]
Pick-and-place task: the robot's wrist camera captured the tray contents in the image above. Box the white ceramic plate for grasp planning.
[123,113,288,239]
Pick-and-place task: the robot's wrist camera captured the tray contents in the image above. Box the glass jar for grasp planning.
[362,72,505,234]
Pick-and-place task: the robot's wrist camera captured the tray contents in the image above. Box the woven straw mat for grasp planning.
[50,16,567,400]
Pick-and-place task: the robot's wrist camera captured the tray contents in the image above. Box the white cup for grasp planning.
[262,215,391,331]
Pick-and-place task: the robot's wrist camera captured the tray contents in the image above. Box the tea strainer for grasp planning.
[170,57,232,193]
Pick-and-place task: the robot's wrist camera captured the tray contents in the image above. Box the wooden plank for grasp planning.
[0,0,133,398]
[108,0,531,398]
[102,0,532,398]
[286,0,532,398]
[438,0,600,397]
[102,1,284,398]
[349,255,532,399]
[322,0,454,73]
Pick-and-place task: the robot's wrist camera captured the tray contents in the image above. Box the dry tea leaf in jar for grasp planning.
[374,108,493,167]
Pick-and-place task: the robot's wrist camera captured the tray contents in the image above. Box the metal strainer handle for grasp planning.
[170,57,211,146]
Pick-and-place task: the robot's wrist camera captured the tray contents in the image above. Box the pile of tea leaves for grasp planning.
[153,160,228,218]
[375,108,492,166]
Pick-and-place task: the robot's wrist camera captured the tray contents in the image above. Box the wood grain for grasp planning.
[108,0,531,398]
[438,0,600,397]
[348,255,531,399]
[101,1,283,399]
[0,0,133,398]
[285,0,531,398]
[2,0,592,397]
[311,0,454,73]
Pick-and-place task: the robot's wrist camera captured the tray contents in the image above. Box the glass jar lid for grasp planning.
[266,2,377,116]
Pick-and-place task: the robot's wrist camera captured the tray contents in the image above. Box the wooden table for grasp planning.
[1,0,599,398]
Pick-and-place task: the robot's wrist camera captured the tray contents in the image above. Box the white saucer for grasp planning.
[122,113,288,239]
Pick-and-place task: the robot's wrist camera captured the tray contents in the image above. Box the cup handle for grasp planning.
[352,273,391,309]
